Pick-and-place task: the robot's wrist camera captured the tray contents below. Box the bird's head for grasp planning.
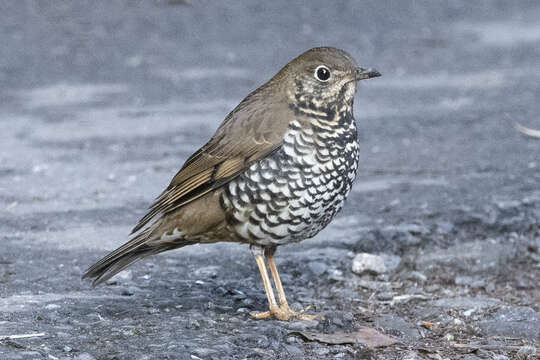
[276,47,380,113]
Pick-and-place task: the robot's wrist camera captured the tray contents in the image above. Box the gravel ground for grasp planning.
[1,1,539,359]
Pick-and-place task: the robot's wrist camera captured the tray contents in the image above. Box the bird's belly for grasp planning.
[221,139,359,246]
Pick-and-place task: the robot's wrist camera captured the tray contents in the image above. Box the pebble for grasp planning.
[327,268,344,281]
[376,292,394,301]
[454,275,485,288]
[287,320,319,331]
[113,269,133,281]
[357,279,391,291]
[194,265,220,278]
[477,306,540,339]
[381,254,401,272]
[313,347,330,356]
[307,261,327,276]
[401,351,423,360]
[352,253,387,274]
[192,348,217,357]
[376,315,422,341]
[74,353,97,360]
[460,355,482,360]
[186,319,201,329]
[408,271,427,282]
[516,345,536,360]
[284,344,303,356]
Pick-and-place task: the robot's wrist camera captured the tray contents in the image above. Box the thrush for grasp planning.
[83,47,380,321]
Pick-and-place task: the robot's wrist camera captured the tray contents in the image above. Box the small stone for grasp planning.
[112,269,133,282]
[74,353,97,360]
[284,344,303,356]
[430,296,501,310]
[314,347,330,356]
[492,356,509,360]
[328,268,344,281]
[381,254,401,272]
[478,306,540,339]
[401,351,423,360]
[454,275,485,288]
[307,261,327,276]
[230,289,246,300]
[408,271,427,282]
[256,335,270,348]
[192,348,217,357]
[194,265,220,278]
[516,345,536,360]
[286,336,298,344]
[242,297,254,306]
[376,292,394,301]
[121,287,136,296]
[186,319,200,329]
[443,333,454,341]
[376,315,421,341]
[357,279,391,291]
[45,303,61,310]
[287,320,319,331]
[352,253,387,275]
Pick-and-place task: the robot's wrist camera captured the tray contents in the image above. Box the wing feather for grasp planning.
[130,80,291,234]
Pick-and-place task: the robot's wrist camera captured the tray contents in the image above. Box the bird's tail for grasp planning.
[82,225,195,286]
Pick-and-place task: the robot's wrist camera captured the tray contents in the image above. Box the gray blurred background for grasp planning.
[1,2,539,359]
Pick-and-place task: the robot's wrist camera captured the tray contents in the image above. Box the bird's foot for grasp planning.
[250,304,318,321]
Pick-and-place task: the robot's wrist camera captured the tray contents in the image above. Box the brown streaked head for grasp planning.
[272,47,381,110]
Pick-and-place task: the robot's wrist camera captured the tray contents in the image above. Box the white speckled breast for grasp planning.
[221,112,359,246]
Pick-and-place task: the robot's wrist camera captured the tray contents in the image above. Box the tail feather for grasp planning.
[83,246,159,286]
[83,224,195,286]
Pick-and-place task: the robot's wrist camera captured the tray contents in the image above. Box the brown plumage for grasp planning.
[83,47,380,320]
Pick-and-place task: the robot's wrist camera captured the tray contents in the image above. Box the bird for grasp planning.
[83,47,380,320]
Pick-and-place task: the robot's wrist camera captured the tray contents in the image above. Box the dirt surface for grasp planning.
[1,1,539,359]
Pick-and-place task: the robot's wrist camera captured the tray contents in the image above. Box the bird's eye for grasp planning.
[314,65,331,82]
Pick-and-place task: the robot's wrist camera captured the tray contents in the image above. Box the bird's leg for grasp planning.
[249,246,280,319]
[265,254,290,309]
[265,248,317,321]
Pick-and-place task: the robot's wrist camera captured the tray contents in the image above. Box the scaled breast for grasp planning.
[221,116,359,246]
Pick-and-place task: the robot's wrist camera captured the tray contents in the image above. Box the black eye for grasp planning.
[315,65,330,82]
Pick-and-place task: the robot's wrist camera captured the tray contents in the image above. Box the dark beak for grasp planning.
[356,67,381,81]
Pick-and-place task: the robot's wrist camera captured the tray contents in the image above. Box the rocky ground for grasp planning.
[1,1,539,359]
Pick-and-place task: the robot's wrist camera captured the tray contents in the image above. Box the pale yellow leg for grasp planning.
[266,255,289,307]
[250,254,279,319]
[266,255,317,321]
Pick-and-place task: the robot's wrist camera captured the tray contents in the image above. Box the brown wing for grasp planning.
[131,82,291,234]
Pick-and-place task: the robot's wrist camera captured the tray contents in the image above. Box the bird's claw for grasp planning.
[249,304,318,321]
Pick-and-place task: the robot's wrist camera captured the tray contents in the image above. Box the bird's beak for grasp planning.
[355,67,381,81]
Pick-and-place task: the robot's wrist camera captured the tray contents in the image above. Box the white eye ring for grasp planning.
[314,65,331,82]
